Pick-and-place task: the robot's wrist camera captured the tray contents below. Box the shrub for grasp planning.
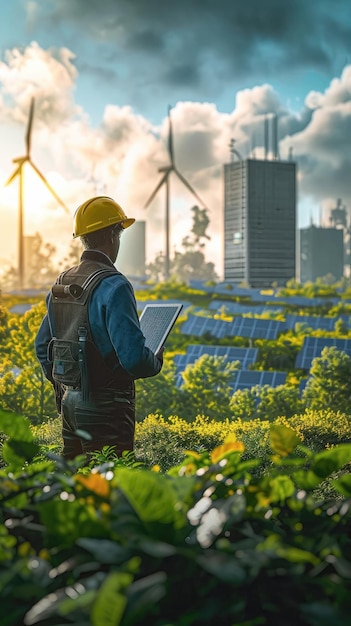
[1,415,351,626]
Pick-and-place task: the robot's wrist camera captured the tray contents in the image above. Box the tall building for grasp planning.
[117,220,146,278]
[299,225,344,283]
[224,158,297,287]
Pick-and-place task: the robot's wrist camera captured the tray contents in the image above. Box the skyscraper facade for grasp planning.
[299,225,344,283]
[224,158,297,287]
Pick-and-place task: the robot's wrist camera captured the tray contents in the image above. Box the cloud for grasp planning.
[29,0,351,101]
[280,65,351,214]
[1,41,351,275]
[0,42,82,127]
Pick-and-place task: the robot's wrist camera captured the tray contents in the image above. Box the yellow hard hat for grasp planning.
[73,196,135,238]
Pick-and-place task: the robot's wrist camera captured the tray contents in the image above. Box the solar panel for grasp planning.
[180,314,214,336]
[284,314,342,331]
[173,344,258,375]
[231,370,287,392]
[295,336,351,369]
[175,365,285,391]
[227,317,285,340]
[188,280,216,292]
[187,281,265,299]
[273,295,338,307]
[180,313,285,340]
[208,301,283,315]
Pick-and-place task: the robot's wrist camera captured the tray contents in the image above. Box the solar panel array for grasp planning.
[180,313,285,340]
[269,295,335,307]
[188,280,264,299]
[295,336,351,369]
[231,370,287,392]
[284,314,350,331]
[179,314,229,338]
[174,344,258,376]
[178,368,286,391]
[208,300,283,315]
[187,280,344,307]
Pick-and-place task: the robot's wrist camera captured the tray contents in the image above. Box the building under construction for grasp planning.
[224,116,297,287]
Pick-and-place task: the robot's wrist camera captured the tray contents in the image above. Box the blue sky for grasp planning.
[0,0,351,277]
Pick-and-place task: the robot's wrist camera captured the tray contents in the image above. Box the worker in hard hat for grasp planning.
[35,196,164,459]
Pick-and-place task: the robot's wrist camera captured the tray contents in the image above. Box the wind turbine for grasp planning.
[144,105,207,280]
[5,97,70,290]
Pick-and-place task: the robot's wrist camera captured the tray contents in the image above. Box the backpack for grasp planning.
[49,266,118,396]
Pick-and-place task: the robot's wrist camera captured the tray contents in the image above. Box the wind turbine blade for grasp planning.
[174,169,207,207]
[168,105,174,166]
[144,171,169,208]
[5,165,22,186]
[30,162,70,213]
[26,97,35,157]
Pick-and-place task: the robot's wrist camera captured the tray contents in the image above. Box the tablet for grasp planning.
[139,303,183,354]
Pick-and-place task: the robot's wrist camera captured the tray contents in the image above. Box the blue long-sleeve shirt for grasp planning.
[35,250,162,381]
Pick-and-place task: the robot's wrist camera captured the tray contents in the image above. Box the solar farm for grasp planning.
[150,279,351,394]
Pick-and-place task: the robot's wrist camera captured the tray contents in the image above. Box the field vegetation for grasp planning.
[0,278,351,624]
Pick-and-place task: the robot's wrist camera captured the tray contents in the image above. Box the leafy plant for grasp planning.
[1,414,351,626]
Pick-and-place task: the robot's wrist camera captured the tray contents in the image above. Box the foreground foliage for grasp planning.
[1,413,351,625]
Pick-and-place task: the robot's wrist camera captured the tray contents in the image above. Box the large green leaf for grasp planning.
[197,550,246,583]
[114,468,184,526]
[333,474,351,497]
[0,410,33,440]
[77,538,132,564]
[91,571,132,626]
[312,445,351,478]
[1,439,40,467]
[268,474,296,503]
[270,424,302,456]
[38,498,106,543]
[293,444,351,489]
[123,572,167,625]
[0,410,39,468]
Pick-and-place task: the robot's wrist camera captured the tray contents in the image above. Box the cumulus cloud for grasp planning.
[0,42,82,126]
[1,40,351,274]
[280,65,351,221]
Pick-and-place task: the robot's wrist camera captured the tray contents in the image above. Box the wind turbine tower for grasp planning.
[5,98,70,289]
[144,106,207,280]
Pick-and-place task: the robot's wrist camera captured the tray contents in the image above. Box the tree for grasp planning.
[230,384,305,422]
[146,205,218,284]
[25,233,59,288]
[0,233,60,291]
[171,248,217,284]
[334,317,348,336]
[176,354,240,421]
[135,360,181,421]
[303,346,351,414]
[0,302,57,423]
[60,239,84,271]
[145,251,168,284]
[0,306,10,348]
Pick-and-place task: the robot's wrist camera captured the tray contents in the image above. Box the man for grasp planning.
[35,196,163,459]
